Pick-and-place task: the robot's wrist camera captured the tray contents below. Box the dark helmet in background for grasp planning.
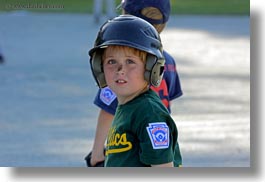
[120,0,171,24]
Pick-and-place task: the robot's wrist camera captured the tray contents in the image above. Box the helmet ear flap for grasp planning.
[144,54,165,87]
[91,51,107,88]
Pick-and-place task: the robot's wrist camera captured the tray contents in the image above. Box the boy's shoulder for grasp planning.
[163,50,175,65]
[163,50,173,58]
[136,90,168,113]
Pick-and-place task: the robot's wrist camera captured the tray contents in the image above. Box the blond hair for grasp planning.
[102,45,147,63]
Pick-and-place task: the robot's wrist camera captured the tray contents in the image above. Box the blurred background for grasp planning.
[0,0,250,167]
[0,0,250,15]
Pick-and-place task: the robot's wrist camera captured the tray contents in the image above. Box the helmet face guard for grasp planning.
[89,15,165,88]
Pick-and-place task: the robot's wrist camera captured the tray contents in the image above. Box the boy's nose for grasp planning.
[117,64,122,71]
[116,64,124,74]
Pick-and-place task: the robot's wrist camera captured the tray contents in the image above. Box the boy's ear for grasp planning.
[91,51,107,88]
[144,54,156,82]
[150,58,165,87]
[144,55,165,87]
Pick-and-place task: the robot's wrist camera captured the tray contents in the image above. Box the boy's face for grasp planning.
[103,46,147,102]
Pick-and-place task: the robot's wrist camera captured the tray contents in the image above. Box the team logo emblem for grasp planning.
[146,122,169,149]
[100,87,116,105]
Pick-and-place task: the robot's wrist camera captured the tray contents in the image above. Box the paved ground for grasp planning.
[0,12,250,167]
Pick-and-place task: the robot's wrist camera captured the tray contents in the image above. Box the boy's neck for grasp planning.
[117,85,149,105]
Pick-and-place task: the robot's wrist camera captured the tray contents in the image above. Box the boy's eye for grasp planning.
[107,59,116,64]
[126,59,135,64]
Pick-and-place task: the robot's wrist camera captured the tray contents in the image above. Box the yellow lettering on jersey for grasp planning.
[106,127,132,155]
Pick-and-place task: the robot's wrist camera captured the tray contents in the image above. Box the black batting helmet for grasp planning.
[89,14,165,88]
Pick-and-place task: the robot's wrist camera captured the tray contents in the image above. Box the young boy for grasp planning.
[93,0,116,23]
[88,15,182,167]
[86,0,182,167]
[0,46,4,64]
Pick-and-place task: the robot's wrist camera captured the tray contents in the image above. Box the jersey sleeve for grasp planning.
[93,87,118,115]
[163,51,183,100]
[135,111,176,165]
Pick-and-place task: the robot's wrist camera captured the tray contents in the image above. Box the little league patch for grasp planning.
[146,122,169,149]
[100,87,116,105]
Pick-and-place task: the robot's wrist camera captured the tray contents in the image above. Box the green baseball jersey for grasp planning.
[105,89,182,167]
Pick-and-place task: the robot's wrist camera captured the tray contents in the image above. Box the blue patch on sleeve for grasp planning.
[100,87,116,106]
[146,122,170,149]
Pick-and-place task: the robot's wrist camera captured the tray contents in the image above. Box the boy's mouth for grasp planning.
[116,79,127,84]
